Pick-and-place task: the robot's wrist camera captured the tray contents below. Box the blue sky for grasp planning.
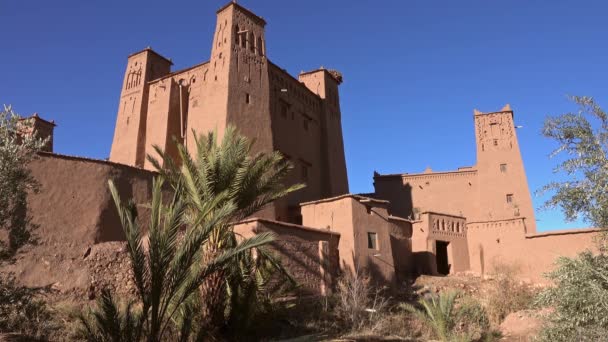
[2,0,607,231]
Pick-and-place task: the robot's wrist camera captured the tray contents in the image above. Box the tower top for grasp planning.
[217,1,266,26]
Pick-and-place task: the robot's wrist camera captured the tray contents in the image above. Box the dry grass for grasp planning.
[485,261,537,326]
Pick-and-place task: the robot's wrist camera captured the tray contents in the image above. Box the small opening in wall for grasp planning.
[506,194,513,204]
[493,139,498,146]
[500,163,507,173]
[245,93,251,104]
[367,232,378,250]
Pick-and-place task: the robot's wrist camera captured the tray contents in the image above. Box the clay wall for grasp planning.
[234,218,340,296]
[374,169,478,220]
[301,195,412,287]
[467,220,600,282]
[411,212,469,275]
[268,63,325,222]
[6,153,156,289]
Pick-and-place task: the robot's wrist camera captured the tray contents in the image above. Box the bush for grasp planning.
[536,251,608,342]
[0,275,58,339]
[334,272,389,333]
[454,296,499,342]
[485,261,535,325]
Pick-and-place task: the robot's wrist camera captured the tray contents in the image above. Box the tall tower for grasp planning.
[186,2,273,156]
[110,49,172,167]
[474,105,536,233]
[299,69,349,197]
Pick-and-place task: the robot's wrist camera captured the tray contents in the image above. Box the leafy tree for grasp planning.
[0,105,47,255]
[148,126,302,330]
[539,96,608,229]
[79,178,276,341]
[536,252,608,341]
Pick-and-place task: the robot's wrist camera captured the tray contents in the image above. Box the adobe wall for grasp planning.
[374,169,478,220]
[467,220,600,282]
[411,212,470,275]
[2,153,156,290]
[233,218,340,296]
[268,63,325,221]
[301,195,413,287]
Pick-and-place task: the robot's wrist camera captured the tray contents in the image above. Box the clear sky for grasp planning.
[2,0,607,231]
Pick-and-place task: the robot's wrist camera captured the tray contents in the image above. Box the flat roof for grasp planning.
[300,193,389,207]
[237,217,341,236]
[127,47,173,65]
[217,2,266,26]
[375,168,477,179]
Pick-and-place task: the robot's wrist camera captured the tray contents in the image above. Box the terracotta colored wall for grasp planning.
[7,153,156,289]
[302,196,412,287]
[234,218,340,295]
[468,221,600,282]
[375,169,478,220]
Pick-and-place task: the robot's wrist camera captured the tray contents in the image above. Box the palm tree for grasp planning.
[147,126,303,330]
[79,178,276,341]
[402,291,459,342]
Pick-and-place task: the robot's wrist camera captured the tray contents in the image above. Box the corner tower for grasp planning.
[474,105,536,233]
[299,68,349,197]
[110,48,172,167]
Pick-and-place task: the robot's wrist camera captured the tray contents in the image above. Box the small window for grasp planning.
[493,139,498,146]
[506,194,513,203]
[500,164,507,173]
[367,232,378,250]
[245,93,251,104]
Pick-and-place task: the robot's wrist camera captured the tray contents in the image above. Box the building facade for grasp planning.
[108,2,349,224]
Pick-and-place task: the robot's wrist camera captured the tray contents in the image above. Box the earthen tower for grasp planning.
[109,2,349,223]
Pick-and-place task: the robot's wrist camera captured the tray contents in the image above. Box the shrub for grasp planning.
[402,291,458,342]
[0,275,58,339]
[334,271,389,333]
[485,261,535,324]
[454,296,499,342]
[536,251,608,342]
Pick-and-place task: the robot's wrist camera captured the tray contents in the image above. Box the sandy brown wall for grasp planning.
[467,220,600,282]
[6,153,156,289]
[234,219,340,295]
[375,170,478,221]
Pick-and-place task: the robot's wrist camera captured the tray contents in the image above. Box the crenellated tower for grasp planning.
[110,48,172,167]
[473,105,536,233]
[186,2,272,157]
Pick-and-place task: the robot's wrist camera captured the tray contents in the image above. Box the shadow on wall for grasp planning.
[411,251,438,277]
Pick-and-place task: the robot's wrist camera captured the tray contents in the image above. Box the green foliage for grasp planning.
[402,291,458,341]
[0,105,47,255]
[79,177,276,341]
[539,96,608,229]
[535,251,608,341]
[0,274,58,339]
[454,296,497,342]
[148,126,301,331]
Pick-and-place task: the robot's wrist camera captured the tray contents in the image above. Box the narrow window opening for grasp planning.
[493,139,498,146]
[367,232,378,250]
[506,194,513,204]
[500,163,507,173]
[245,93,251,104]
